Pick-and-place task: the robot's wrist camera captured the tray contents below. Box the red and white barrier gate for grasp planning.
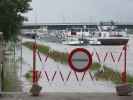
[32,44,128,87]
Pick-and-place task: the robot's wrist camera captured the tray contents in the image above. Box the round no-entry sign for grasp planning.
[68,48,92,72]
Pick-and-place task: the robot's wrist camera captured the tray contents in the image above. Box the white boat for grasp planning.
[62,37,84,45]
[61,22,129,46]
[97,22,129,45]
[61,28,90,45]
[89,38,101,45]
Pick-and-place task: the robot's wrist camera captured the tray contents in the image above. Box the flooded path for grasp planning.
[20,36,133,93]
[21,44,115,93]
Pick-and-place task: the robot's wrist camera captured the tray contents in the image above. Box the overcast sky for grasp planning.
[24,0,133,23]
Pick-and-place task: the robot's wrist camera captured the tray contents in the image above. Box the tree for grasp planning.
[0,0,32,41]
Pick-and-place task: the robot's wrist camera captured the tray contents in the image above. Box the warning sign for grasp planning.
[68,48,92,72]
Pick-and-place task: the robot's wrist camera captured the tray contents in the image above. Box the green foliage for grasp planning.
[0,0,32,41]
[25,70,32,81]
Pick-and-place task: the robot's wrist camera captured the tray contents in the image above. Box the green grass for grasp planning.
[24,70,33,81]
[23,42,67,64]
[93,65,122,84]
[93,65,133,84]
[2,63,21,92]
[23,42,133,84]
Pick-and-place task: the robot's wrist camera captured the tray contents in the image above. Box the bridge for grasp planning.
[22,22,133,30]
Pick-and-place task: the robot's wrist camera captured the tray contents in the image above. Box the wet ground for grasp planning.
[21,46,115,93]
[18,36,133,93]
[0,93,133,100]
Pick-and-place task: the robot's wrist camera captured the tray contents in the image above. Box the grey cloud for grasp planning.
[24,0,133,23]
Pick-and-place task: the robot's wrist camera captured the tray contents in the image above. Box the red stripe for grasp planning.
[89,71,94,80]
[117,51,123,62]
[59,71,64,82]
[96,51,101,63]
[52,71,57,81]
[74,71,79,81]
[91,52,94,57]
[103,52,108,62]
[81,72,86,81]
[37,71,42,81]
[110,52,115,63]
[66,71,71,81]
[44,55,49,63]
[44,71,50,82]
[37,51,43,63]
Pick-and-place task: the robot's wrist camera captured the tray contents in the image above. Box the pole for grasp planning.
[1,62,4,91]
[121,44,127,83]
[32,35,37,84]
[20,36,23,77]
[30,34,42,96]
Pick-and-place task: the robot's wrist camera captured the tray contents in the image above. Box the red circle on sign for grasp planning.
[68,48,92,72]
